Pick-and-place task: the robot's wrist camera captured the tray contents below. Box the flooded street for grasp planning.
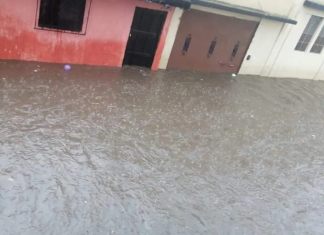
[0,61,324,235]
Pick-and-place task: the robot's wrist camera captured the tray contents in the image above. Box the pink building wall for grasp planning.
[0,0,174,70]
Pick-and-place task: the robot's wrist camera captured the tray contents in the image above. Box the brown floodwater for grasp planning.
[0,61,324,235]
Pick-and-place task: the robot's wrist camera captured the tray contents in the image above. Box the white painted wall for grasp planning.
[239,19,284,75]
[159,8,183,69]
[268,10,324,79]
[314,58,324,79]
[240,0,324,80]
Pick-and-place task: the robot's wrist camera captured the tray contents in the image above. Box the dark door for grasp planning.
[167,10,259,73]
[123,7,167,68]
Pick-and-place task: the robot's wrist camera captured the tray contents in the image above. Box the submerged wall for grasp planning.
[0,0,174,70]
[267,6,324,80]
[240,0,324,80]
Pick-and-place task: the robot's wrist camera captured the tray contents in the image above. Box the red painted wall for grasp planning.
[0,0,174,70]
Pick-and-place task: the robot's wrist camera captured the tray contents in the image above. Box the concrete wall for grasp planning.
[0,0,174,70]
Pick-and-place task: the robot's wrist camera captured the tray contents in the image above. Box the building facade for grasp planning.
[240,0,324,79]
[161,0,324,80]
[1,0,324,80]
[0,0,176,70]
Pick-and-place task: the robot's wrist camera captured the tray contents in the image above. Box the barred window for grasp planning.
[38,0,87,32]
[295,15,322,51]
[310,26,324,54]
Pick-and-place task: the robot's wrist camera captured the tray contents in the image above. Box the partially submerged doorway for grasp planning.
[123,7,167,68]
[167,10,258,73]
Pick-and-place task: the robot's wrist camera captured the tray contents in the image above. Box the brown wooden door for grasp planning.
[167,10,259,73]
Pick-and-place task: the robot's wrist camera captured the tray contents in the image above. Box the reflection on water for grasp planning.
[0,61,324,235]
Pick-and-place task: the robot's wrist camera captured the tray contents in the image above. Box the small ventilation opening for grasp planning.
[182,34,192,55]
[231,41,240,61]
[207,38,217,58]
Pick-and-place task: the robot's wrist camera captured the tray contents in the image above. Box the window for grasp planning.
[295,15,323,51]
[38,0,87,32]
[310,26,324,53]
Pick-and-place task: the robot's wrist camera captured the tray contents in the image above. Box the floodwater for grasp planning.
[0,61,324,235]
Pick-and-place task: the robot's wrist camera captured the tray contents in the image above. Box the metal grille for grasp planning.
[295,15,322,51]
[310,26,324,54]
[38,0,86,32]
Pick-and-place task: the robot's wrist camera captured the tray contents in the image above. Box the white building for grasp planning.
[241,0,324,80]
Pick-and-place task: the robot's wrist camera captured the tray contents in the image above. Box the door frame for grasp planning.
[123,7,168,69]
[121,3,174,70]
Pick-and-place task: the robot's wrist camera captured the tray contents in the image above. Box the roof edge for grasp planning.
[304,0,324,11]
[191,0,297,24]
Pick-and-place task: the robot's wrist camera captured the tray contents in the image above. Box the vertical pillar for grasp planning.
[158,7,184,69]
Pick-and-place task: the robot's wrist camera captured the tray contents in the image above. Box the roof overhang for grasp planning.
[149,0,191,10]
[191,0,297,24]
[304,0,324,11]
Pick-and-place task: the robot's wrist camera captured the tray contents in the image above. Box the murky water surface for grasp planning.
[0,61,324,235]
